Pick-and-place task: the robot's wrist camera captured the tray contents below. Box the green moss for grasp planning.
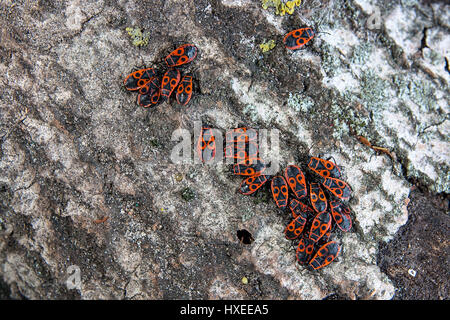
[180,187,195,202]
[261,0,302,16]
[125,27,150,47]
[149,138,160,147]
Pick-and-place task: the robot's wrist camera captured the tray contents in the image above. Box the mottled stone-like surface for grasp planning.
[0,0,448,299]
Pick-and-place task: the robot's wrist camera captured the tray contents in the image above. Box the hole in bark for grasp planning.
[237,229,254,244]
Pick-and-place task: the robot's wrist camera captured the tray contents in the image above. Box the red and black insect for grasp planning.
[224,141,259,161]
[197,127,216,163]
[285,211,308,240]
[229,147,352,270]
[176,75,193,106]
[124,44,198,108]
[224,128,258,162]
[284,165,307,199]
[165,44,198,68]
[330,200,352,232]
[321,176,351,201]
[233,158,266,176]
[296,236,316,265]
[283,27,315,50]
[137,76,161,108]
[239,174,271,195]
[309,210,331,242]
[123,67,157,91]
[160,68,181,102]
[309,241,340,270]
[195,126,262,168]
[308,157,341,179]
[309,182,327,213]
[225,127,258,143]
[223,128,260,165]
[289,198,314,219]
[282,158,352,269]
[321,227,332,244]
[271,176,289,209]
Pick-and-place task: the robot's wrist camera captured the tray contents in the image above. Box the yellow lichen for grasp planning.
[286,1,295,9]
[261,0,301,16]
[125,27,150,47]
[259,39,276,53]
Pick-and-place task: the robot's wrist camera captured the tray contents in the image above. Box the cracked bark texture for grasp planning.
[0,0,448,299]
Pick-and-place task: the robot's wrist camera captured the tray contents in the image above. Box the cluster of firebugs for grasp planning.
[124,29,350,270]
[197,126,353,270]
[123,44,198,107]
[122,27,315,107]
